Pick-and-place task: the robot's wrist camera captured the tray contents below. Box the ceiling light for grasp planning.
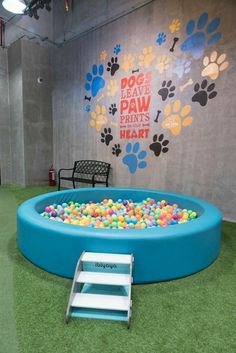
[2,0,26,14]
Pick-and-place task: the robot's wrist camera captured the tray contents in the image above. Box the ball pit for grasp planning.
[40,198,198,229]
[17,188,222,283]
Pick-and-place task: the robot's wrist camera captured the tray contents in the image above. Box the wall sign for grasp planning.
[83,11,229,174]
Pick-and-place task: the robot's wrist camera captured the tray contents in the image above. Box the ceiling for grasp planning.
[0,0,154,47]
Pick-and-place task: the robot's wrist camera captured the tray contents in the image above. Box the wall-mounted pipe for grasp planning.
[0,17,4,47]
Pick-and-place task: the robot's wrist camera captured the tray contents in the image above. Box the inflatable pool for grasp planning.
[17,188,222,283]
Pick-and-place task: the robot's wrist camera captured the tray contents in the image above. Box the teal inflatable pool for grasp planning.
[17,188,222,283]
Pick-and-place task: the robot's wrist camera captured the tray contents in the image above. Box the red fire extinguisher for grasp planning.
[48,165,56,186]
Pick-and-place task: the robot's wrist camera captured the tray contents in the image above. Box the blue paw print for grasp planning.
[173,58,191,78]
[156,32,166,45]
[122,142,147,174]
[85,104,91,112]
[114,44,121,55]
[181,12,221,59]
[85,64,105,97]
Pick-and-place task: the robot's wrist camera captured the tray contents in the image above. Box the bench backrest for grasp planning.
[73,160,110,176]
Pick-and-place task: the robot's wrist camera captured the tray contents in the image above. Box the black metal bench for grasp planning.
[58,160,111,191]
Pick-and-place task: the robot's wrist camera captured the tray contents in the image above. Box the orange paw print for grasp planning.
[155,55,171,74]
[169,19,181,33]
[201,51,229,80]
[139,47,155,68]
[100,50,107,61]
[90,105,108,131]
[121,54,135,73]
[162,100,193,136]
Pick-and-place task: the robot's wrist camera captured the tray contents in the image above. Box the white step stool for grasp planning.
[66,251,134,328]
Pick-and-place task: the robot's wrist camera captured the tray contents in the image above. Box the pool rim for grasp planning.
[17,187,222,240]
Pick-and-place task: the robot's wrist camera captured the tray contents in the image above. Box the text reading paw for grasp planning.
[107,57,120,76]
[192,79,217,106]
[158,80,176,101]
[122,142,147,174]
[101,128,113,146]
[112,144,122,157]
[85,64,105,97]
[149,134,169,157]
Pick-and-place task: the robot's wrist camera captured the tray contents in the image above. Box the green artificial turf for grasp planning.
[0,185,235,353]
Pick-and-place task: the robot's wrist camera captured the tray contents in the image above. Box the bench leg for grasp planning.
[58,179,61,191]
[72,179,75,189]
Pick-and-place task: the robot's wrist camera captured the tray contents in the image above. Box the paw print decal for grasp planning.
[109,103,117,116]
[107,80,119,97]
[162,100,193,136]
[85,64,105,98]
[122,142,147,174]
[173,58,191,78]
[155,55,171,74]
[149,134,169,157]
[100,50,107,61]
[169,19,181,33]
[121,54,135,73]
[181,12,221,59]
[139,47,155,68]
[156,32,166,45]
[201,51,229,80]
[85,104,91,113]
[192,79,217,106]
[112,144,122,157]
[107,57,120,76]
[158,80,176,101]
[90,104,108,132]
[114,44,121,55]
[101,128,113,146]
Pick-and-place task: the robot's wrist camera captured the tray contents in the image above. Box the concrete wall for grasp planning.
[3,40,53,186]
[8,40,25,185]
[0,47,11,184]
[53,0,154,43]
[52,0,236,220]
[22,40,53,185]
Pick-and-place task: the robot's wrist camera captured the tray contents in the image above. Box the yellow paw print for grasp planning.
[169,19,181,33]
[139,46,155,68]
[201,51,229,80]
[100,50,107,61]
[107,80,118,97]
[90,105,108,132]
[121,54,135,72]
[155,55,171,73]
[162,100,193,136]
